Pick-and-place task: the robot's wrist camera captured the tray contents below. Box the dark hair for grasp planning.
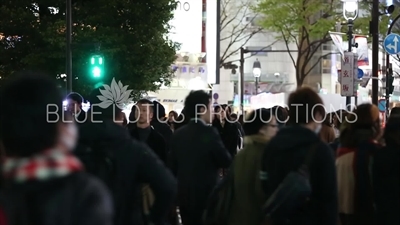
[136,99,154,110]
[390,107,400,117]
[287,87,325,125]
[0,72,63,157]
[174,108,189,130]
[272,106,288,125]
[153,101,166,119]
[323,113,333,126]
[88,87,122,120]
[340,104,380,147]
[169,110,178,118]
[222,104,232,116]
[184,90,211,119]
[334,109,348,129]
[214,104,232,121]
[66,92,84,104]
[243,108,272,135]
[384,115,400,146]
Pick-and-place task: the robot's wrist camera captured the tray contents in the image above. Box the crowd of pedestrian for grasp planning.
[0,72,398,225]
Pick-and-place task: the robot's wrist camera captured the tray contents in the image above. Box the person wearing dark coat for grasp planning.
[0,74,113,225]
[128,99,168,163]
[168,91,232,225]
[213,104,240,158]
[79,90,177,225]
[66,92,88,124]
[373,115,400,225]
[261,87,338,225]
[151,101,173,145]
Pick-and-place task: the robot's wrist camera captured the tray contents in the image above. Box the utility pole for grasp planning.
[66,0,72,93]
[346,19,354,110]
[371,0,380,105]
[216,0,221,84]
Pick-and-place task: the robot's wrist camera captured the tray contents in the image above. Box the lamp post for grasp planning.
[253,59,261,95]
[342,0,359,110]
[239,47,298,115]
[66,0,72,93]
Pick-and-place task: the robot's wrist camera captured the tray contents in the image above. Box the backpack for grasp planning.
[260,143,318,224]
[74,142,115,189]
[203,166,235,225]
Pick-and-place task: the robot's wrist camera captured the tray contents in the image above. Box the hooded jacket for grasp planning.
[262,126,338,225]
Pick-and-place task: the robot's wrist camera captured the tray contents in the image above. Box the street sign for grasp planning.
[340,52,355,97]
[357,68,364,79]
[383,33,400,55]
[378,99,386,112]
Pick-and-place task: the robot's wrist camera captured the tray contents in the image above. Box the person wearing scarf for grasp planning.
[0,73,112,225]
[336,104,381,225]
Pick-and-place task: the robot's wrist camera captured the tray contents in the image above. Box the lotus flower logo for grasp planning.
[97,78,133,109]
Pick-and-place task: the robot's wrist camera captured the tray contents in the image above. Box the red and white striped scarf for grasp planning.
[2,149,82,183]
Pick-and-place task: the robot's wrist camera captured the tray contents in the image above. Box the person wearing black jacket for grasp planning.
[212,104,240,158]
[373,115,400,225]
[169,91,232,225]
[79,88,177,225]
[261,87,338,225]
[151,101,173,145]
[0,74,112,225]
[66,92,87,124]
[128,99,168,163]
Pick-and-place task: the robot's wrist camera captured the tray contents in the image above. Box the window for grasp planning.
[323,54,331,59]
[323,68,331,74]
[246,46,272,56]
[322,44,332,51]
[322,59,331,68]
[246,17,262,27]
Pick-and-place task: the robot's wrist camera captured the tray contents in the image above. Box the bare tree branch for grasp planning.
[222,39,279,64]
[219,0,266,67]
[280,30,297,69]
[305,52,336,78]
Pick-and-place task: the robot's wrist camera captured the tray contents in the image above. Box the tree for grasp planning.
[220,0,274,67]
[255,0,393,87]
[0,0,178,97]
[255,0,342,87]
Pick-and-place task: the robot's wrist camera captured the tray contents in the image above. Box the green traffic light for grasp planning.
[89,55,104,78]
[92,66,101,77]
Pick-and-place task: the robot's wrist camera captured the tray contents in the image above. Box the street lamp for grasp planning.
[66,0,72,92]
[342,0,359,110]
[253,59,261,95]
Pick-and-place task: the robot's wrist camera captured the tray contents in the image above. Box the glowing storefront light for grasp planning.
[206,0,217,84]
[188,76,207,90]
[169,1,202,53]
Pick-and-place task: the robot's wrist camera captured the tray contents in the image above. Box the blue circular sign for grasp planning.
[378,99,386,112]
[384,33,400,55]
[213,93,219,100]
[357,69,364,79]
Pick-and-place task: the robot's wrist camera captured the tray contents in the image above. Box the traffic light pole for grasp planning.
[66,0,72,93]
[346,19,354,110]
[371,0,380,106]
[386,13,400,118]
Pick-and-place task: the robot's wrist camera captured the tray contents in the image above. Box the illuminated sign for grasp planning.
[169,0,202,53]
[163,99,178,103]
